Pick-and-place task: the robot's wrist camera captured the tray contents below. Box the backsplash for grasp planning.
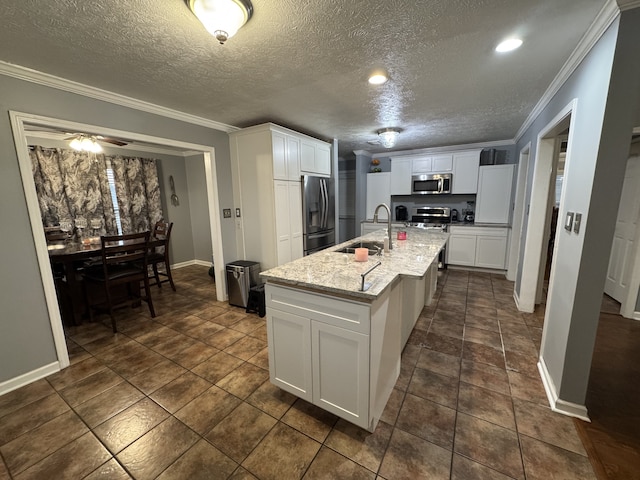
[390,194,476,222]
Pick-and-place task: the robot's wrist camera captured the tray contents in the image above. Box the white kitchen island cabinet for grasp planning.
[262,227,447,431]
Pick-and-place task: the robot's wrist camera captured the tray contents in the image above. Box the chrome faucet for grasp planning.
[373,203,392,250]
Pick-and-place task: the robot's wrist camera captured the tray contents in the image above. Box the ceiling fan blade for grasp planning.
[100,137,128,147]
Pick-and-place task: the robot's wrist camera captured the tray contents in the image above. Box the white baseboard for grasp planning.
[0,362,60,397]
[633,311,640,321]
[537,357,590,422]
[513,288,534,313]
[171,259,212,270]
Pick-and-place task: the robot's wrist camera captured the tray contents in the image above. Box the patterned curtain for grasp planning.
[107,155,163,234]
[30,146,163,235]
[30,146,116,235]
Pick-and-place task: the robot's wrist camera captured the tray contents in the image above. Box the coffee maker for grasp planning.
[395,205,408,221]
[451,209,459,222]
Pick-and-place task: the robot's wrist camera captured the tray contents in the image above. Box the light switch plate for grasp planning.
[235,208,241,218]
[223,208,231,218]
[573,213,582,234]
[565,212,574,232]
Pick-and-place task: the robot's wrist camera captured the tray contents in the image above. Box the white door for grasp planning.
[274,181,292,264]
[476,236,508,269]
[267,309,312,402]
[311,321,369,429]
[366,173,391,221]
[288,182,304,260]
[605,155,640,302]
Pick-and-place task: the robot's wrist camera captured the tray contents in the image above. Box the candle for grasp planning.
[397,231,407,240]
[354,247,368,262]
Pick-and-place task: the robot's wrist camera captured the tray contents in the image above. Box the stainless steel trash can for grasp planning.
[226,261,261,308]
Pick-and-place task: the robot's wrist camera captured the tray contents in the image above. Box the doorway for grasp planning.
[516,100,575,313]
[9,111,227,371]
[605,141,640,319]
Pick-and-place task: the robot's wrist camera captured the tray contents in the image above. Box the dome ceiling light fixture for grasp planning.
[377,128,401,148]
[186,0,253,45]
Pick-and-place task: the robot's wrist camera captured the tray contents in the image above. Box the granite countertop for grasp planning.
[260,226,448,301]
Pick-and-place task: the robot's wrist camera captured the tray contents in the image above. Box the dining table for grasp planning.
[48,237,162,326]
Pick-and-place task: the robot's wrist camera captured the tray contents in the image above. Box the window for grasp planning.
[106,159,123,235]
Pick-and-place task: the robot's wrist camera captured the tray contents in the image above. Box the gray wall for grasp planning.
[185,154,213,263]
[0,73,235,384]
[513,9,640,404]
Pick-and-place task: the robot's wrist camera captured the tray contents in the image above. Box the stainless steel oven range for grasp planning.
[409,206,451,269]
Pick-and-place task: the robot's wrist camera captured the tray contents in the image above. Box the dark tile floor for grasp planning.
[0,265,597,479]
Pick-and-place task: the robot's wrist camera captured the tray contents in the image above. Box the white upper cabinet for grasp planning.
[272,132,300,181]
[431,154,453,172]
[390,157,412,195]
[411,157,432,173]
[301,139,331,177]
[452,150,481,194]
[475,164,515,224]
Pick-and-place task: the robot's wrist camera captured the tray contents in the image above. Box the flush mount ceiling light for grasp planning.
[186,0,253,44]
[495,38,523,53]
[69,134,102,153]
[368,71,388,85]
[377,128,400,148]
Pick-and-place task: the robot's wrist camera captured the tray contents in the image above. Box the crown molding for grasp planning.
[515,0,620,142]
[617,0,640,11]
[379,139,514,158]
[353,150,372,157]
[0,61,240,134]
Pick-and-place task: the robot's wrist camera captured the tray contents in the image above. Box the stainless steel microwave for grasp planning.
[411,173,452,195]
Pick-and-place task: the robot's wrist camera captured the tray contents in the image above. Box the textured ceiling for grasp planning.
[0,0,608,157]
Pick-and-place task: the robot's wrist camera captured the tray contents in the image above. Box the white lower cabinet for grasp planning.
[312,322,369,424]
[267,309,312,402]
[266,284,378,430]
[475,235,509,269]
[447,226,509,270]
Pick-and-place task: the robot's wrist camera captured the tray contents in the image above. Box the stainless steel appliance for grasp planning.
[410,206,451,269]
[302,175,335,255]
[226,260,261,308]
[411,173,452,195]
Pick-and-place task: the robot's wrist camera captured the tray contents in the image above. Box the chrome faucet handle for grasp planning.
[375,246,382,256]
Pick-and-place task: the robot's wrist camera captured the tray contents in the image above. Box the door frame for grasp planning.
[507,143,531,281]
[620,136,640,319]
[10,111,227,370]
[517,99,576,312]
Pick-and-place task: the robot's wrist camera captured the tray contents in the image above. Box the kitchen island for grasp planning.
[260,226,448,432]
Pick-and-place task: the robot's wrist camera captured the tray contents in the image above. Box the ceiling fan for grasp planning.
[64,133,129,147]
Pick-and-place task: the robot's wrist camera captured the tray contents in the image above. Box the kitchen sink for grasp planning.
[335,240,384,255]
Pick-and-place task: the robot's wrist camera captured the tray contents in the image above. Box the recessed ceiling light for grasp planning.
[368,73,388,85]
[496,38,523,53]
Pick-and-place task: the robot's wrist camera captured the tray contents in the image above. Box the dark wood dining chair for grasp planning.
[149,221,176,291]
[83,231,156,332]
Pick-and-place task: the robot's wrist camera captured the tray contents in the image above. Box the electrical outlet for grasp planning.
[235,208,241,218]
[223,208,231,218]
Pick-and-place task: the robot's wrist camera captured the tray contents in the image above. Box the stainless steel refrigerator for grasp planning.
[302,175,335,255]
